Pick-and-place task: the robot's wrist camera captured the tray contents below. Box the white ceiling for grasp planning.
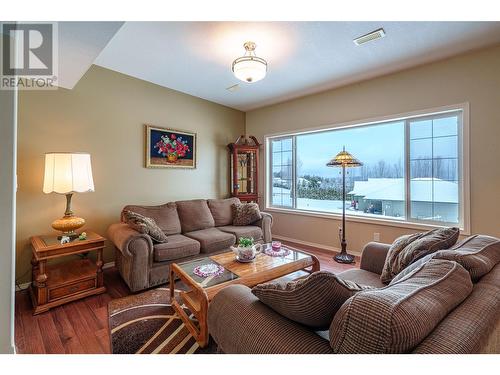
[87,22,500,110]
[57,22,123,89]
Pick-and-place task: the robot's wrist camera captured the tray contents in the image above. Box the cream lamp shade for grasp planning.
[43,152,94,237]
[43,152,95,194]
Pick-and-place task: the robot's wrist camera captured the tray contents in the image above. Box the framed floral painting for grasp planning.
[145,124,196,169]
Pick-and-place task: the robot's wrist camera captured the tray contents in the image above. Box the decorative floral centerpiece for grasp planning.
[193,263,225,278]
[154,133,190,163]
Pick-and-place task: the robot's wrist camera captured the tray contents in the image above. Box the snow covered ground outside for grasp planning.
[271,187,403,220]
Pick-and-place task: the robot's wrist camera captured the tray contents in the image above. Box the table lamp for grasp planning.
[43,152,95,238]
[326,147,363,264]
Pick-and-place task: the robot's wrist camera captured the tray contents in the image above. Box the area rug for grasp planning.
[108,287,217,354]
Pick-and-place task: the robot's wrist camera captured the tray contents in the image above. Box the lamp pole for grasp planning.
[341,163,347,255]
[327,147,360,264]
[335,162,354,264]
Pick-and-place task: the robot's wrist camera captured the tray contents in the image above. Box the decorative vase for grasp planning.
[230,243,262,262]
[167,154,178,163]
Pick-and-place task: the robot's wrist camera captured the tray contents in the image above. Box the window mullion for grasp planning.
[457,114,464,229]
[292,135,297,209]
[405,119,411,220]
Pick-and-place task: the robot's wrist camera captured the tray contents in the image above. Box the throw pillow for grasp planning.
[433,234,500,281]
[252,271,373,330]
[123,210,168,243]
[232,202,262,226]
[388,253,435,285]
[380,227,460,284]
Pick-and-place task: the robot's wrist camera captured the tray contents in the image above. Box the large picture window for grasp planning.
[266,107,467,229]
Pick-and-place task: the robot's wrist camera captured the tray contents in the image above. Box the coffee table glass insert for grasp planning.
[176,257,239,288]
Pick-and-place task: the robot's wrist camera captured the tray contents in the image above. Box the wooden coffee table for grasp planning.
[169,243,320,348]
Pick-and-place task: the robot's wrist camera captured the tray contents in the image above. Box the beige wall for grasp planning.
[246,44,500,254]
[16,65,245,283]
[0,69,17,353]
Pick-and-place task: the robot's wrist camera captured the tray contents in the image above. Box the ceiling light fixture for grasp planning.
[232,41,267,83]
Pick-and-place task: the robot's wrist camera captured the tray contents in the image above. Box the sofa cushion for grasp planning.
[153,234,200,262]
[337,269,385,289]
[413,262,500,354]
[218,225,263,242]
[252,271,373,330]
[380,227,460,283]
[329,259,473,354]
[433,235,500,281]
[176,199,215,233]
[122,202,181,235]
[208,284,334,354]
[185,228,236,254]
[232,202,262,226]
[122,210,168,243]
[208,198,240,226]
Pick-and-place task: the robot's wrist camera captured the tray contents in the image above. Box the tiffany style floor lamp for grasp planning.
[326,147,363,264]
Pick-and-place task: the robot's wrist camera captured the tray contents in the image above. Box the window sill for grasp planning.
[264,206,469,235]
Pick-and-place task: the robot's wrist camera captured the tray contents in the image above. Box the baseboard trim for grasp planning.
[272,235,362,257]
[15,261,116,292]
[103,261,115,270]
[15,282,30,292]
[1,343,15,354]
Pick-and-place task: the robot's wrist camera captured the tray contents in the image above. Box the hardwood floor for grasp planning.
[14,245,358,354]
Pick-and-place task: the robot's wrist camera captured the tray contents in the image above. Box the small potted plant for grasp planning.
[231,237,262,262]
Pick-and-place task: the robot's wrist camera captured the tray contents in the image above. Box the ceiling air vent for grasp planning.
[226,84,240,92]
[353,28,386,46]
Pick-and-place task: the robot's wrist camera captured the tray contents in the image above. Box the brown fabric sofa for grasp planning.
[208,241,500,354]
[107,198,273,292]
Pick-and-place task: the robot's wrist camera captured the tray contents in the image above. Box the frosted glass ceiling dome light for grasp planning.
[232,41,267,83]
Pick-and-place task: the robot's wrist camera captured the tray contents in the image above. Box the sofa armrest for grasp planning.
[107,223,153,261]
[359,242,391,275]
[107,223,154,291]
[254,212,273,242]
[207,284,333,354]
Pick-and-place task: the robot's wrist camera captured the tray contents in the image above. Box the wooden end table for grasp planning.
[170,244,319,348]
[30,231,106,315]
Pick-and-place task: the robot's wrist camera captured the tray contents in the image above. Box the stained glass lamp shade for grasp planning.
[327,147,363,168]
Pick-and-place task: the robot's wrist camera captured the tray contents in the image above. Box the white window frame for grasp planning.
[264,103,470,234]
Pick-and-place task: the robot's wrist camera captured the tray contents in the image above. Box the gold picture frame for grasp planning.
[145,124,197,169]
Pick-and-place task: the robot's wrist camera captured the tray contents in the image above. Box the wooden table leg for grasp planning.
[96,248,104,288]
[299,251,321,274]
[311,254,320,272]
[31,255,39,285]
[169,267,175,300]
[198,296,209,348]
[170,264,210,348]
[31,259,48,314]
